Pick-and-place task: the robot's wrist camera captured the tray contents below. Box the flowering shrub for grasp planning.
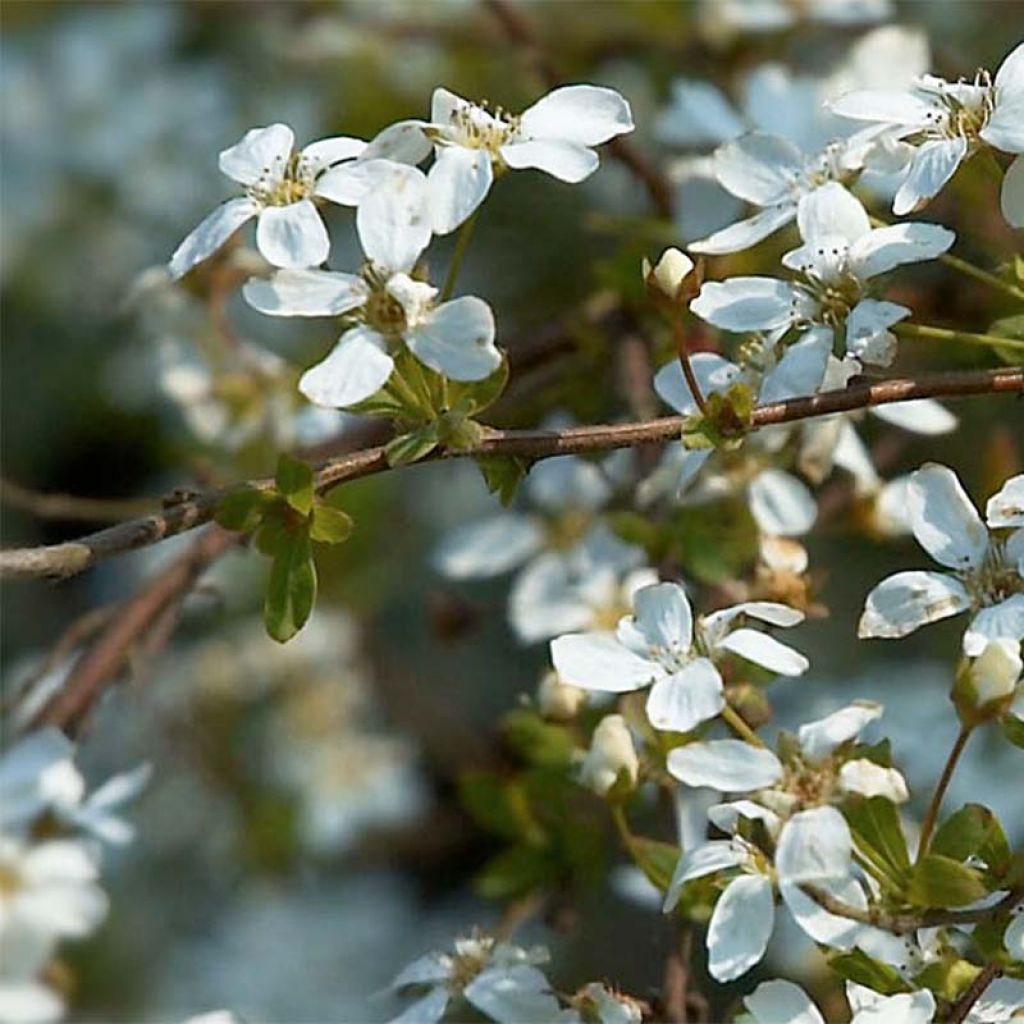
[1,4,1023,1022]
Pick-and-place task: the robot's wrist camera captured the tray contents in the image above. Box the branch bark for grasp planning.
[1,366,1021,582]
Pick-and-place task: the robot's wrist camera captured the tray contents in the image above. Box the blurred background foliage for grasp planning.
[1,1,1023,1020]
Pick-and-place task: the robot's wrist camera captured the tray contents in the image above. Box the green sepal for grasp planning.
[309,504,354,545]
[1002,711,1024,749]
[844,795,911,884]
[681,381,754,450]
[215,487,270,532]
[447,356,509,416]
[436,411,485,452]
[274,453,314,515]
[630,837,681,893]
[827,949,911,995]
[263,529,317,643]
[907,853,988,908]
[384,423,441,467]
[474,454,529,506]
[914,957,982,1002]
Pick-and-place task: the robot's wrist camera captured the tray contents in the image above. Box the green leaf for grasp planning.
[264,530,316,643]
[931,804,1010,872]
[448,356,509,415]
[252,503,292,556]
[475,844,549,900]
[828,949,910,995]
[1002,711,1024,749]
[474,454,528,506]
[384,424,440,467]
[275,454,314,515]
[908,853,988,908]
[309,504,353,545]
[845,796,911,883]
[215,487,269,532]
[502,709,574,768]
[458,773,523,841]
[631,837,681,893]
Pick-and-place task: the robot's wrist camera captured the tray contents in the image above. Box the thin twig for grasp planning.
[917,723,973,861]
[800,884,1023,936]
[1,367,1020,582]
[1,479,158,522]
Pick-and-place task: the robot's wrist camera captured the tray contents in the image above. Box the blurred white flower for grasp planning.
[552,580,807,733]
[859,465,1024,653]
[832,43,1024,222]
[169,123,366,277]
[579,715,639,797]
[387,935,560,1024]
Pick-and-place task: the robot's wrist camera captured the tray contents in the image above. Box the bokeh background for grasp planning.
[2,2,1023,1021]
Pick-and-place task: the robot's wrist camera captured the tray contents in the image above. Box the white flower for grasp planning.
[537,671,587,722]
[349,85,634,235]
[565,983,643,1024]
[169,123,366,277]
[691,183,954,367]
[859,465,1024,654]
[964,638,1023,709]
[744,979,935,1024]
[0,728,150,845]
[551,581,807,733]
[579,715,639,797]
[831,43,1024,221]
[243,163,499,408]
[387,935,560,1024]
[434,453,648,644]
[687,132,877,255]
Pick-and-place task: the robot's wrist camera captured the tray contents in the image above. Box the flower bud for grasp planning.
[537,671,587,722]
[839,759,909,803]
[642,248,695,307]
[956,639,1022,721]
[579,715,638,798]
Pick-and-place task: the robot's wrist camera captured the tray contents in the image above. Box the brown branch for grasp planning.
[1,479,158,522]
[483,0,674,218]
[1,366,1021,583]
[801,884,1023,936]
[946,962,1003,1024]
[28,527,238,735]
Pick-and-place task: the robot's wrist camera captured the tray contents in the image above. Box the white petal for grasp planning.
[653,352,740,415]
[850,990,936,1024]
[362,120,434,165]
[520,85,633,146]
[986,473,1024,527]
[389,986,449,1024]
[0,980,64,1024]
[392,954,452,989]
[667,740,783,791]
[298,325,394,408]
[713,132,803,205]
[707,800,782,838]
[893,137,968,214]
[869,398,956,435]
[749,469,817,537]
[405,297,500,381]
[845,299,908,365]
[775,806,852,883]
[525,456,612,513]
[218,123,294,186]
[464,964,561,1024]
[799,701,883,759]
[168,197,259,279]
[780,876,866,947]
[716,628,809,676]
[300,135,366,172]
[645,660,725,733]
[708,601,805,630]
[356,161,432,272]
[655,79,744,146]
[851,221,955,278]
[963,595,1024,657]
[1005,911,1024,960]
[429,146,493,235]
[550,632,660,693]
[632,582,694,651]
[759,329,831,404]
[908,463,989,570]
[745,979,824,1024]
[688,203,795,255]
[500,139,598,182]
[829,90,936,126]
[707,874,775,982]
[690,278,795,332]
[664,840,740,913]
[508,554,590,643]
[859,569,971,639]
[981,96,1024,153]
[243,268,367,317]
[433,514,543,579]
[1000,154,1024,227]
[256,200,330,269]
[797,182,870,244]
[839,759,909,802]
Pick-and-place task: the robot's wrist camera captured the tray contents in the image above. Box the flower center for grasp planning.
[248,151,317,207]
[447,936,493,991]
[792,255,864,329]
[963,535,1023,606]
[445,101,520,155]
[359,265,408,338]
[919,73,994,143]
